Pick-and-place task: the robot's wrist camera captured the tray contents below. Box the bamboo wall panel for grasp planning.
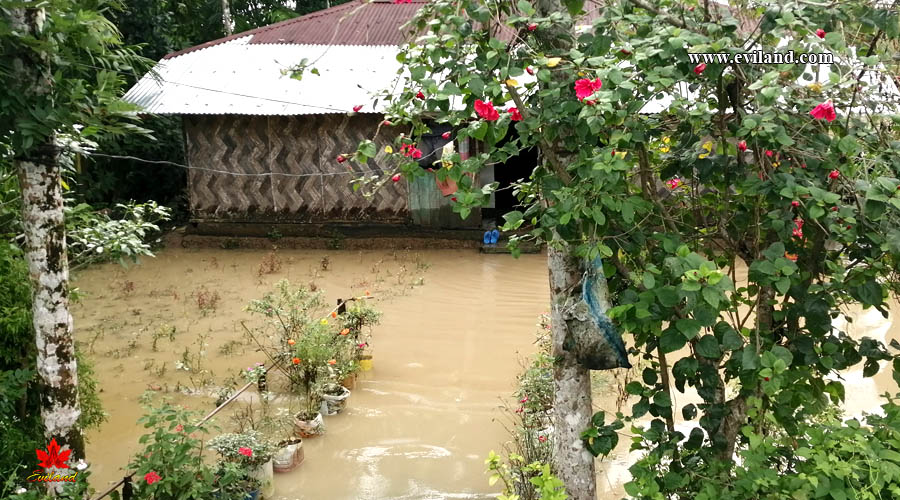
[184,114,408,222]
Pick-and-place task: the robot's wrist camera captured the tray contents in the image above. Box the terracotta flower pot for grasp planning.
[321,384,351,415]
[293,412,325,438]
[340,373,357,390]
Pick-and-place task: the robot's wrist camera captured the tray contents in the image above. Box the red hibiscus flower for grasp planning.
[810,100,836,122]
[451,197,457,202]
[828,169,840,179]
[765,150,774,157]
[441,131,451,140]
[666,178,683,189]
[816,28,826,38]
[527,23,538,31]
[415,91,425,100]
[352,105,363,112]
[392,174,402,182]
[238,447,253,457]
[574,77,602,101]
[474,99,500,121]
[693,63,707,75]
[145,471,161,485]
[507,107,523,121]
[791,201,800,207]
[36,439,71,470]
[737,140,747,152]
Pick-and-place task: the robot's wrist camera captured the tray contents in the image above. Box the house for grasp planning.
[124,0,530,238]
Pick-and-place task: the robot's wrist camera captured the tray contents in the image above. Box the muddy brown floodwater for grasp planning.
[72,246,900,500]
[74,247,551,499]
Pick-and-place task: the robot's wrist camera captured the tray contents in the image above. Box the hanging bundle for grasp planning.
[562,256,631,370]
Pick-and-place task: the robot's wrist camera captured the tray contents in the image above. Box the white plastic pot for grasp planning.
[250,459,274,500]
[272,440,304,473]
[293,412,325,438]
[320,384,351,415]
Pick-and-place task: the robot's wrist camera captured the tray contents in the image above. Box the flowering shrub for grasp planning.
[207,430,275,468]
[348,0,900,496]
[127,401,241,500]
[242,362,266,384]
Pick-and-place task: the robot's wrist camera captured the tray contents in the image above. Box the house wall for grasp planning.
[183,114,408,222]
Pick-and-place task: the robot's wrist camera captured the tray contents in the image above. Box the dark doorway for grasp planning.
[483,131,538,224]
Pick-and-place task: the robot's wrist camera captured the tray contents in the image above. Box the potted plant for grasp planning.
[128,401,243,500]
[214,462,262,500]
[320,382,351,415]
[208,430,276,500]
[289,322,336,437]
[272,438,304,473]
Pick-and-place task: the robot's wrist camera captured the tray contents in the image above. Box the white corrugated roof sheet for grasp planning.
[124,39,405,115]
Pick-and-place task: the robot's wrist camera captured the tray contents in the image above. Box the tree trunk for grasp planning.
[548,245,596,500]
[222,0,233,35]
[17,142,85,477]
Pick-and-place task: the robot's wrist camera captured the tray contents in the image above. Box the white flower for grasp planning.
[15,487,27,494]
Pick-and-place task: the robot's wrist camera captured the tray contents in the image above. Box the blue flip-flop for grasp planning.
[483,231,491,244]
[489,229,500,245]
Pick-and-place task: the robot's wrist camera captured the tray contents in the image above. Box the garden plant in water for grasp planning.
[341,0,900,496]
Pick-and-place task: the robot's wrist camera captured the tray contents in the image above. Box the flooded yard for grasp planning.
[73,247,550,499]
[72,246,900,499]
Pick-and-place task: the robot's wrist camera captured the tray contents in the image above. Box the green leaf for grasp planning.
[676,319,701,340]
[837,135,858,155]
[625,381,644,395]
[701,287,720,308]
[642,273,656,290]
[656,286,680,307]
[696,335,721,359]
[653,391,671,408]
[591,206,606,226]
[660,327,686,353]
[562,0,584,15]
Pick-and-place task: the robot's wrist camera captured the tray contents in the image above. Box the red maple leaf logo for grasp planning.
[35,438,71,470]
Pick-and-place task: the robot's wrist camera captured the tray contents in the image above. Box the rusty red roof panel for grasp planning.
[164,0,426,59]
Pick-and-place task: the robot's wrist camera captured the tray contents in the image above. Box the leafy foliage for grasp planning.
[354,0,900,495]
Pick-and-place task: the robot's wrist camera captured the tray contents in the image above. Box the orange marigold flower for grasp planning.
[340,328,350,336]
[287,339,295,345]
[785,252,798,262]
[292,357,301,365]
[328,359,337,365]
[331,311,337,318]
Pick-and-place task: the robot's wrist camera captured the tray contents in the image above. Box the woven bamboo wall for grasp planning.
[183,114,408,222]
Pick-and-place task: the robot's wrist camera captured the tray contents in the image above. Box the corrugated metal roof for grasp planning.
[123,39,405,115]
[165,0,426,59]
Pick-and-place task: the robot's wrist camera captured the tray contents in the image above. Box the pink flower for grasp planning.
[538,435,547,443]
[765,150,774,158]
[792,217,805,238]
[238,447,253,457]
[574,78,603,101]
[520,396,529,404]
[693,63,706,75]
[352,105,363,112]
[791,201,800,207]
[441,131,451,140]
[507,107,523,121]
[175,424,183,432]
[392,174,402,182]
[527,23,538,31]
[400,143,423,159]
[828,169,840,180]
[737,140,747,152]
[474,99,500,121]
[810,100,836,122]
[382,120,393,126]
[145,471,161,485]
[816,28,826,39]
[336,154,346,163]
[666,177,683,190]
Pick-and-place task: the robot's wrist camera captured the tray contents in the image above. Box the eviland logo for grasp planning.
[27,438,79,483]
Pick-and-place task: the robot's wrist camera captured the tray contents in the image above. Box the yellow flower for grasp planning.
[320,319,328,325]
[577,71,586,77]
[614,151,627,159]
[698,141,713,159]
[505,78,519,87]
[384,145,393,154]
[546,57,562,68]
[662,136,671,144]
[807,82,823,93]
[659,146,670,153]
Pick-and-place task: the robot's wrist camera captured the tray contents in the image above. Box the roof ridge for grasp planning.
[163,0,367,60]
